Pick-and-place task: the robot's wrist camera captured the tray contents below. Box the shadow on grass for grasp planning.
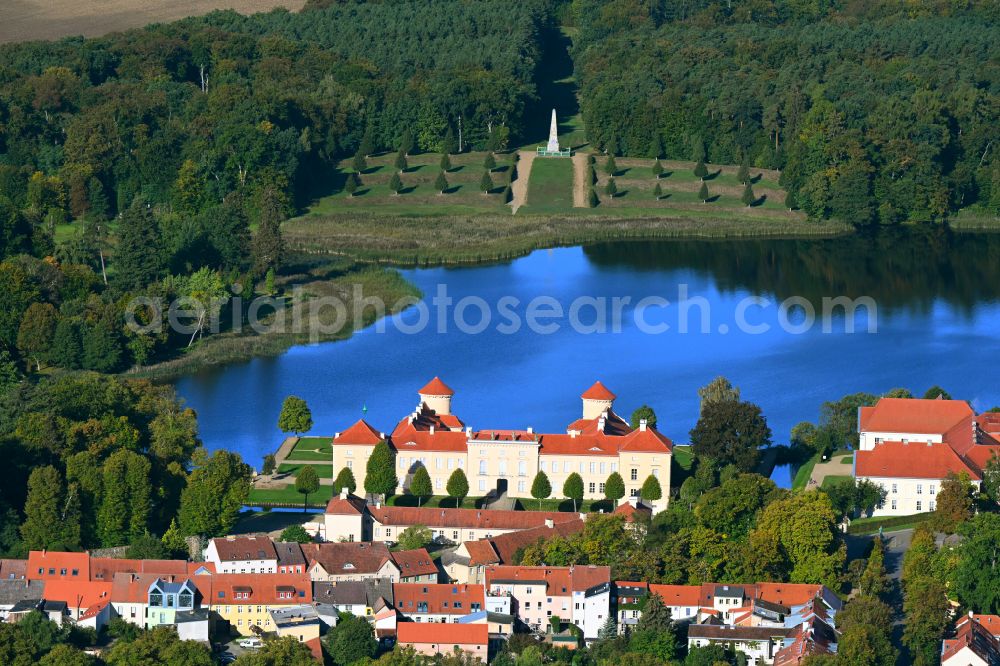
[706,195,722,203]
[348,189,371,197]
[399,186,418,194]
[704,169,723,181]
[654,193,672,200]
[750,194,768,207]
[659,170,673,179]
[404,165,424,174]
[751,173,763,184]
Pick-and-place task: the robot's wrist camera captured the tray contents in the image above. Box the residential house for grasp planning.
[320,490,369,543]
[942,614,1000,666]
[302,542,400,582]
[328,379,673,515]
[275,542,307,575]
[854,397,1000,516]
[204,535,278,573]
[27,551,89,581]
[390,549,439,583]
[0,559,26,580]
[207,573,312,636]
[485,565,612,641]
[614,582,702,632]
[269,605,322,643]
[393,583,485,623]
[145,578,210,642]
[313,579,393,620]
[90,557,213,581]
[397,621,489,660]
[0,579,44,620]
[38,580,113,631]
[688,624,795,665]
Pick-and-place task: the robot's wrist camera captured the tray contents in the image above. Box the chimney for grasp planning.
[639,419,647,432]
[430,425,435,435]
[340,487,349,499]
[544,519,554,528]
[335,432,340,439]
[527,426,533,434]
[465,426,472,437]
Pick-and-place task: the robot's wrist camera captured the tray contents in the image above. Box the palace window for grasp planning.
[588,483,596,493]
[630,469,638,481]
[917,484,922,494]
[916,501,922,511]
[479,461,487,475]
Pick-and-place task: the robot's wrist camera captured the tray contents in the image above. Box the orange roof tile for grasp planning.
[304,637,324,663]
[856,441,980,480]
[484,519,585,565]
[302,543,393,576]
[619,427,673,453]
[754,583,824,607]
[648,584,702,607]
[537,433,620,456]
[390,549,438,578]
[613,501,652,522]
[486,565,610,593]
[208,573,312,606]
[942,616,1000,663]
[0,559,27,579]
[110,572,213,604]
[958,614,1000,637]
[393,583,484,615]
[566,411,632,436]
[392,427,469,452]
[210,535,278,562]
[397,621,487,646]
[325,493,367,515]
[860,397,973,434]
[333,420,383,446]
[464,540,500,567]
[42,580,112,611]
[419,377,455,396]
[90,558,210,581]
[581,381,616,401]
[27,551,90,581]
[368,505,578,531]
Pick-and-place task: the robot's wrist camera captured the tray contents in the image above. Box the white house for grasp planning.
[204,535,278,573]
[942,614,1000,665]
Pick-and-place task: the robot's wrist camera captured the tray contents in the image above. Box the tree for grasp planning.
[588,187,599,207]
[954,513,1000,613]
[480,171,494,194]
[16,303,57,370]
[114,200,165,290]
[446,468,469,508]
[352,152,366,173]
[97,449,151,547]
[984,451,1000,503]
[400,129,415,156]
[604,472,625,503]
[698,182,709,202]
[126,532,168,559]
[262,454,276,476]
[278,396,313,435]
[741,183,755,206]
[21,466,78,551]
[440,153,452,171]
[650,133,664,160]
[605,178,617,197]
[364,441,397,498]
[695,473,782,539]
[39,645,95,666]
[837,597,897,666]
[484,153,496,171]
[81,323,123,372]
[640,475,662,502]
[857,538,888,598]
[178,449,253,537]
[930,471,974,533]
[737,163,750,184]
[785,189,798,210]
[233,636,316,666]
[630,405,657,430]
[389,172,403,195]
[753,491,846,589]
[902,576,949,665]
[652,159,663,178]
[923,385,951,400]
[105,626,213,666]
[698,376,740,412]
[397,524,432,550]
[251,186,285,277]
[605,155,617,176]
[690,399,771,472]
[434,171,449,194]
[409,465,432,506]
[344,173,359,196]
[161,518,188,558]
[326,614,377,666]
[49,319,82,369]
[693,160,707,181]
[394,151,408,172]
[279,524,312,543]
[531,471,552,510]
[295,465,320,511]
[333,467,357,494]
[653,182,662,200]
[564,472,584,512]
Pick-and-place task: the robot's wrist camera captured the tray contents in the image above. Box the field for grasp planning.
[276,463,333,478]
[0,0,305,44]
[523,158,575,213]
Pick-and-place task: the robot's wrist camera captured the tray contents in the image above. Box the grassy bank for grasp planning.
[128,258,420,380]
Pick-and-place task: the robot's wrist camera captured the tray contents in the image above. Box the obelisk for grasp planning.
[546,109,560,152]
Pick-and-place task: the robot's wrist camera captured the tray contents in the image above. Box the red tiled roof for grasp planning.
[42,580,112,611]
[980,412,1000,437]
[110,572,213,605]
[471,429,539,443]
[942,615,1000,663]
[393,583,484,615]
[304,637,324,663]
[619,427,673,453]
[390,549,438,578]
[754,583,824,607]
[368,505,579,531]
[302,543,393,576]
[392,426,469,452]
[566,411,631,436]
[613,501,652,522]
[397,621,487,646]
[958,614,1000,637]
[0,559,27,579]
[648,584,702,607]
[581,381,616,401]
[485,519,585,565]
[334,420,383,446]
[210,535,278,562]
[464,540,501,567]
[325,493,367,515]
[27,551,90,581]
[90,558,210,581]
[860,397,973,434]
[209,573,312,606]
[486,565,610,593]
[419,377,455,396]
[78,600,109,621]
[856,441,980,480]
[537,433,619,457]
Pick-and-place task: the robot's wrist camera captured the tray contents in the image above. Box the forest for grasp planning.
[572,0,1000,224]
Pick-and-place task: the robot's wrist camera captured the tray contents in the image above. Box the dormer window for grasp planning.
[150,593,163,607]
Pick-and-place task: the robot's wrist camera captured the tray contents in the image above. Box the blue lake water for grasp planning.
[175,230,1000,488]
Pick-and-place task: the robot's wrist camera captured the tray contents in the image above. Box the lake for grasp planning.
[174,228,1000,488]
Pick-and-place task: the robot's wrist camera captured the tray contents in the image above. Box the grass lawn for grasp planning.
[846,512,931,535]
[514,497,615,513]
[791,452,821,491]
[247,485,334,508]
[285,437,332,461]
[839,454,854,464]
[523,157,574,213]
[277,463,334,479]
[386,494,488,509]
[820,474,853,490]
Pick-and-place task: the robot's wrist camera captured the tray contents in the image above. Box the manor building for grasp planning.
[330,378,672,512]
[853,397,1000,516]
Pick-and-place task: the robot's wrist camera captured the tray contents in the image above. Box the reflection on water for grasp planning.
[175,230,1000,487]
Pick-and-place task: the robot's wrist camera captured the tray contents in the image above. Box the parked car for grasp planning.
[238,638,263,649]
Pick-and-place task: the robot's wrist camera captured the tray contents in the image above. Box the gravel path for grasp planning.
[509,150,535,214]
[572,151,589,207]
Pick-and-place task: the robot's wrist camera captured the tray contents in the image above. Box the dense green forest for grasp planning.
[572,0,1000,224]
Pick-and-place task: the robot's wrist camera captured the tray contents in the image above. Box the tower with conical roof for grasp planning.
[418,376,455,415]
[581,381,616,420]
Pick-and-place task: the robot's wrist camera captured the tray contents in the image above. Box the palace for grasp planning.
[330,378,673,512]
